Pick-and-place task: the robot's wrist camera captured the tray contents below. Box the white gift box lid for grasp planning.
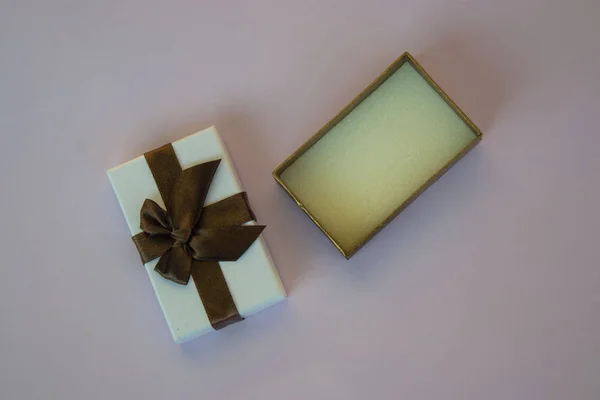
[108,126,286,343]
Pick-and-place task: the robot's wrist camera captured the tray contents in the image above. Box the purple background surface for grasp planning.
[1,1,599,399]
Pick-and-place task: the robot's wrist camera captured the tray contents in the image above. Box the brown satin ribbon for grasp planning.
[132,144,265,330]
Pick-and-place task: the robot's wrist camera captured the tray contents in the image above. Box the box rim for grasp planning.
[273,51,483,259]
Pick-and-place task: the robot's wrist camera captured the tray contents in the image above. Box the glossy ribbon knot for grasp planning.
[131,144,264,329]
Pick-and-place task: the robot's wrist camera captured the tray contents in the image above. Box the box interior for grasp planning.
[279,60,479,255]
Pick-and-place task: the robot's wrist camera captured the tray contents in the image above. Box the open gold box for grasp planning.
[273,52,482,259]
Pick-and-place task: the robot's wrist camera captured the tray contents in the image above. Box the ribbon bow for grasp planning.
[132,144,264,330]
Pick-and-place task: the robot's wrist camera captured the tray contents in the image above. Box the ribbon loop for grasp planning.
[154,245,193,285]
[140,199,172,235]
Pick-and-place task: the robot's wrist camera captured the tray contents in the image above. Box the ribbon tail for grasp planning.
[166,160,220,231]
[197,192,256,228]
[188,225,266,261]
[190,259,243,330]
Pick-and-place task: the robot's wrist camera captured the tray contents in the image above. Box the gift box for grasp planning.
[108,126,285,343]
[274,52,482,258]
